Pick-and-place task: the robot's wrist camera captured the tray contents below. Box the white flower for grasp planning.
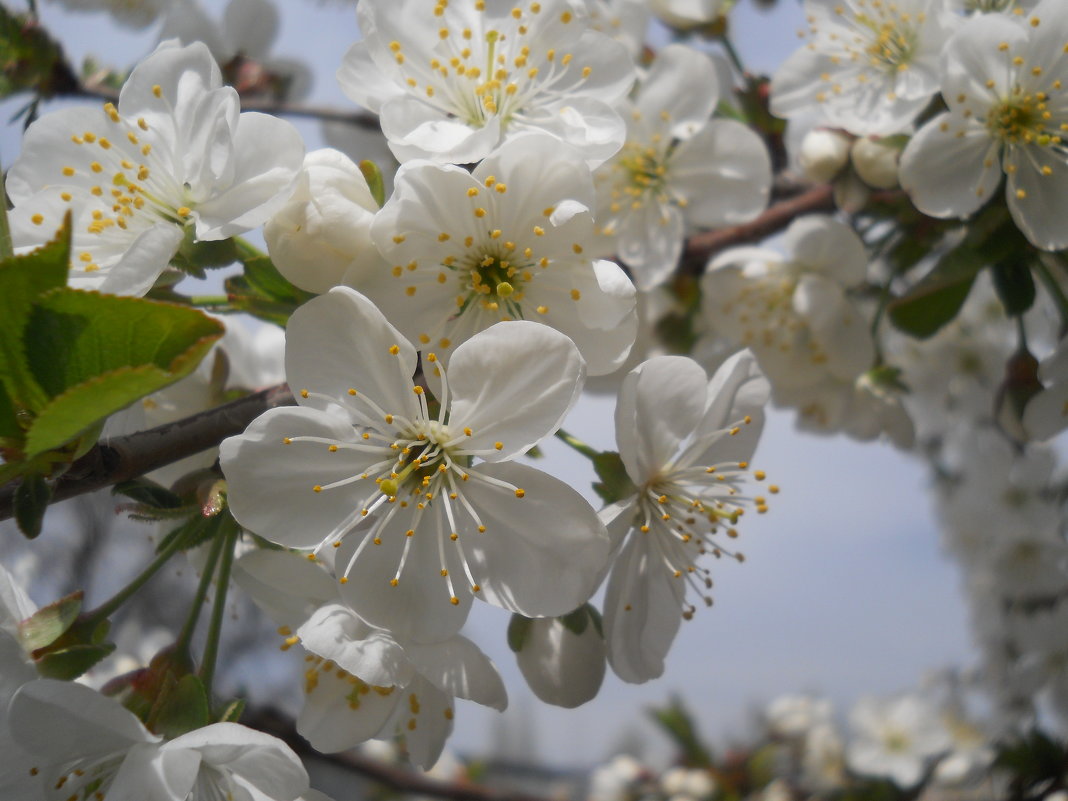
[766,694,834,738]
[1024,336,1068,440]
[0,563,40,801]
[898,4,1068,250]
[8,680,312,801]
[851,136,902,189]
[797,127,854,184]
[770,0,952,136]
[337,0,634,165]
[220,287,611,643]
[265,148,381,294]
[645,0,726,29]
[515,612,606,708]
[846,694,953,788]
[599,351,771,683]
[5,40,304,296]
[701,215,875,393]
[582,0,650,59]
[595,44,771,290]
[358,132,637,376]
[234,549,506,769]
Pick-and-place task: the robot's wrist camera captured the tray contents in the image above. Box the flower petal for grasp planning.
[404,635,507,711]
[297,604,414,688]
[232,550,340,629]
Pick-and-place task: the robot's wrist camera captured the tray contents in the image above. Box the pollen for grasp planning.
[570,289,581,300]
[515,488,526,498]
[389,344,400,355]
[494,441,504,450]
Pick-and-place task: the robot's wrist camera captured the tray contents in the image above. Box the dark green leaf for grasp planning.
[0,8,77,101]
[14,472,51,538]
[887,246,983,339]
[17,590,82,652]
[153,674,211,739]
[35,642,115,680]
[648,696,713,768]
[507,614,533,653]
[992,260,1036,316]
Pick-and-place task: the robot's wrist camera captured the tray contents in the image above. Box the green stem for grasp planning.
[174,525,226,659]
[717,34,747,78]
[0,181,12,261]
[198,518,238,698]
[188,295,232,307]
[554,428,599,460]
[1036,254,1068,336]
[83,526,189,625]
[234,237,267,263]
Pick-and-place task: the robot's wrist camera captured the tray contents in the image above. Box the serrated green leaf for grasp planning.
[18,590,82,652]
[359,160,386,208]
[992,260,1036,317]
[0,215,70,411]
[592,451,635,505]
[112,478,185,510]
[14,472,51,538]
[35,642,115,680]
[507,614,532,653]
[19,290,223,457]
[154,674,211,739]
[24,288,223,397]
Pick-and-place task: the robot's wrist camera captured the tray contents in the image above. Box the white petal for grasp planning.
[380,97,502,164]
[603,532,684,683]
[783,215,867,285]
[680,349,769,467]
[166,723,308,799]
[404,635,507,710]
[457,462,610,617]
[10,679,155,765]
[1006,147,1068,251]
[106,742,198,801]
[220,406,381,549]
[285,287,421,425]
[615,355,709,484]
[448,321,585,461]
[389,676,454,770]
[516,617,606,708]
[232,550,339,628]
[636,44,719,138]
[297,670,398,753]
[297,604,415,688]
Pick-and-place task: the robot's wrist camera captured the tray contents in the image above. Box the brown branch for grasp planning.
[245,707,561,801]
[0,384,295,521]
[679,183,835,273]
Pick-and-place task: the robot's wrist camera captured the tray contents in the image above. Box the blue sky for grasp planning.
[0,0,977,768]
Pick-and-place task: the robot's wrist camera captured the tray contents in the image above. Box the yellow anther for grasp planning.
[313,485,323,493]
[570,289,581,301]
[494,441,504,450]
[390,578,399,586]
[389,344,400,355]
[515,488,525,498]
[300,389,310,398]
[474,207,487,217]
[152,84,162,97]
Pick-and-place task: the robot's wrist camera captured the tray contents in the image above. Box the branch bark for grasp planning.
[245,707,561,801]
[0,384,295,521]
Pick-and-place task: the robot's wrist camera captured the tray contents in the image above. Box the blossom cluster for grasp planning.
[2,0,1068,793]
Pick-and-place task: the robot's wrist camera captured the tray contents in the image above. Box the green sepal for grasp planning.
[592,451,636,505]
[559,605,591,636]
[992,259,1036,317]
[153,674,211,740]
[171,229,239,275]
[224,254,314,326]
[35,642,116,680]
[359,160,387,208]
[17,590,82,652]
[13,472,52,538]
[506,614,533,653]
[112,478,186,511]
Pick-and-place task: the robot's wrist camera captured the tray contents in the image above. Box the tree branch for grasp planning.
[245,707,563,801]
[66,80,383,131]
[0,384,295,521]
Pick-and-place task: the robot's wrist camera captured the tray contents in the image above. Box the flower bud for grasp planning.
[515,610,606,708]
[850,136,901,189]
[797,128,852,184]
[264,148,379,294]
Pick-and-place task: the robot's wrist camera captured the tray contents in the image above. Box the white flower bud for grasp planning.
[661,767,717,799]
[516,615,606,708]
[797,128,852,184]
[833,168,871,214]
[851,136,901,189]
[264,148,379,294]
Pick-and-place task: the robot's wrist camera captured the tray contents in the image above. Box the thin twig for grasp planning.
[0,384,295,521]
[244,707,564,801]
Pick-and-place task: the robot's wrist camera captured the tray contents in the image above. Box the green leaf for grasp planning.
[359,160,386,208]
[13,472,52,538]
[171,231,238,274]
[507,614,533,653]
[0,382,22,440]
[0,8,77,101]
[0,215,70,411]
[112,478,185,510]
[886,246,983,339]
[592,451,636,505]
[17,590,82,652]
[20,289,223,456]
[35,642,115,680]
[992,260,1036,317]
[153,674,211,739]
[648,696,713,768]
[224,255,313,326]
